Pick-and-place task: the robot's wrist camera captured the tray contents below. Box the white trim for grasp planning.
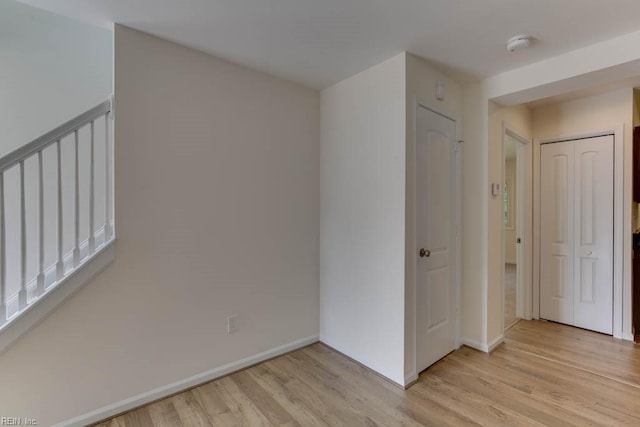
[533,134,541,320]
[533,126,627,339]
[612,126,625,340]
[488,334,505,352]
[501,124,534,334]
[0,101,111,173]
[459,334,504,353]
[0,240,115,354]
[538,129,617,145]
[412,100,462,381]
[458,337,488,352]
[404,371,418,386]
[55,334,319,427]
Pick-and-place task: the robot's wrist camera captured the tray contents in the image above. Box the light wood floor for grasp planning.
[96,320,640,426]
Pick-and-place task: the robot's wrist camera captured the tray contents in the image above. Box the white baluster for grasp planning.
[56,140,64,280]
[0,172,6,324]
[18,161,27,309]
[104,112,112,240]
[88,121,96,253]
[37,150,45,295]
[73,130,80,267]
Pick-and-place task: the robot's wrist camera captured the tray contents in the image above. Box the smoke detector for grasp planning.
[506,35,531,52]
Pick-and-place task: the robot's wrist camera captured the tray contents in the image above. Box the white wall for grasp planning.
[404,53,462,381]
[0,0,112,156]
[0,25,320,425]
[532,88,634,339]
[320,52,406,385]
[460,82,489,347]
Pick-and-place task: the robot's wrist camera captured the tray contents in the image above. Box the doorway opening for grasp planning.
[503,127,531,332]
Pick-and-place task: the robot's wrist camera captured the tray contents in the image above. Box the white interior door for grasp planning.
[540,141,575,325]
[573,136,614,333]
[540,135,613,334]
[416,106,456,372]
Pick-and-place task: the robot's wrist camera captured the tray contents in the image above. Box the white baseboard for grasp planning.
[55,334,319,427]
[459,334,504,353]
[488,334,505,352]
[622,332,635,342]
[404,371,418,387]
[0,241,115,354]
[459,337,487,353]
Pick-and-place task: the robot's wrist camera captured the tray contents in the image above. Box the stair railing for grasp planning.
[0,98,114,328]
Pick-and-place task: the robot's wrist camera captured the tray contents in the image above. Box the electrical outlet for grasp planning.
[227,315,239,334]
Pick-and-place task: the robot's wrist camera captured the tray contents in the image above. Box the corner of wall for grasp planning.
[460,82,489,347]
[320,52,408,389]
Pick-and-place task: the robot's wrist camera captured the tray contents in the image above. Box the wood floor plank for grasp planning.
[264,357,361,426]
[120,407,155,427]
[170,391,213,426]
[212,376,272,426]
[487,348,640,423]
[231,370,300,426]
[426,357,590,426]
[413,374,547,427]
[145,399,182,427]
[191,382,239,426]
[446,347,625,425]
[301,344,479,426]
[277,350,397,426]
[244,362,332,426]
[94,320,640,426]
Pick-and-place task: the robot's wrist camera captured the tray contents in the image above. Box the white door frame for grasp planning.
[533,126,624,339]
[501,123,533,333]
[412,101,462,379]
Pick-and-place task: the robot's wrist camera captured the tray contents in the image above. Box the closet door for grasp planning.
[540,141,575,325]
[573,135,613,334]
[539,136,614,334]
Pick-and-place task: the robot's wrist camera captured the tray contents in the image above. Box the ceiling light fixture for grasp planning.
[506,35,531,52]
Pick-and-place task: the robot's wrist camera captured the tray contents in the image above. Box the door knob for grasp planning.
[419,248,431,258]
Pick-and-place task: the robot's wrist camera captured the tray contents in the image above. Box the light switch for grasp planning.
[491,182,500,197]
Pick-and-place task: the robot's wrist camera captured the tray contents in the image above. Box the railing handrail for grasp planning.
[0,99,111,172]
